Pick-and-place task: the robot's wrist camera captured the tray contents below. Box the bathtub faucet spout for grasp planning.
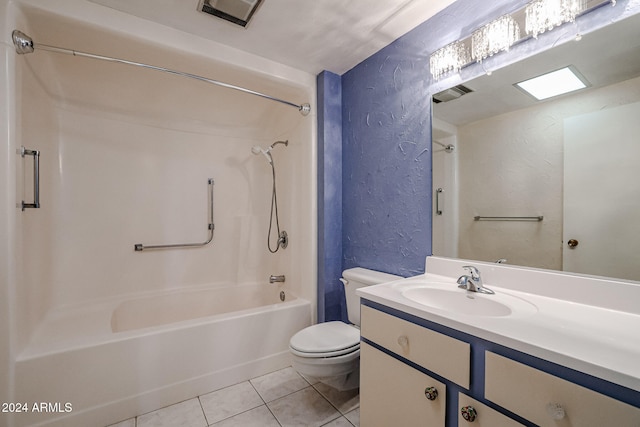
[269,275,285,284]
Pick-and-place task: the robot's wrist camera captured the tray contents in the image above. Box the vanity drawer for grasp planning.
[485,352,640,427]
[458,394,524,426]
[361,342,446,426]
[361,305,470,388]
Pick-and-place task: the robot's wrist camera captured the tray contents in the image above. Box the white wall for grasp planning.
[456,75,640,269]
[0,0,18,412]
[6,0,317,359]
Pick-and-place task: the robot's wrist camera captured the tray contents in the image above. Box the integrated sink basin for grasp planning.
[400,284,538,318]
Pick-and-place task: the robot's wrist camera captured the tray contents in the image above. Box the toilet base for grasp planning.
[316,369,360,391]
[291,356,360,391]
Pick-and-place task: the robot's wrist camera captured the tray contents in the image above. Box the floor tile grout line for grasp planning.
[250,384,282,426]
[319,412,346,427]
[261,383,343,427]
[310,382,360,417]
[200,380,269,426]
[205,404,275,426]
[265,403,284,427]
[265,383,321,404]
[251,373,313,404]
[247,377,283,426]
[314,390,351,424]
[197,395,209,426]
[248,377,268,405]
[135,395,201,420]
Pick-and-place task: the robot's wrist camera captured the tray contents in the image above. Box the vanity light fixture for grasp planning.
[471,14,520,63]
[428,0,616,80]
[525,0,587,38]
[430,41,470,81]
[515,66,589,100]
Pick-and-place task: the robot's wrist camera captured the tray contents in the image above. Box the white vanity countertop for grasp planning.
[357,257,640,393]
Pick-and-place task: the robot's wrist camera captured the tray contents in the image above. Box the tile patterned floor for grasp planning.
[106,367,360,427]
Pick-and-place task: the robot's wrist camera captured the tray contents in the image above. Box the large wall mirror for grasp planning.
[432,12,640,282]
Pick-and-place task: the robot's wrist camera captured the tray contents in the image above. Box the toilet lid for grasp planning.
[290,321,360,354]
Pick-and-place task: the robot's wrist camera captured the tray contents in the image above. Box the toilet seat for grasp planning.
[289,321,360,358]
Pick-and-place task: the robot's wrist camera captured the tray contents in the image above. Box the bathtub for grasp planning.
[14,284,311,427]
[111,284,294,332]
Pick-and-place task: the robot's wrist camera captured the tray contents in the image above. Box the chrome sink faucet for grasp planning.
[457,266,494,294]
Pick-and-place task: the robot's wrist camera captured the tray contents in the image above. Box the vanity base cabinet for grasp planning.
[485,352,640,427]
[359,302,640,427]
[360,342,446,426]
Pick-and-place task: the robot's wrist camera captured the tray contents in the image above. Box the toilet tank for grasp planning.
[342,267,401,326]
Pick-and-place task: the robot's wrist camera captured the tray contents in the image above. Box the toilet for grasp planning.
[289,267,400,390]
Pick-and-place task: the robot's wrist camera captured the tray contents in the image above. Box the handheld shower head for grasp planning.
[252,140,288,165]
[251,145,273,165]
[269,140,289,149]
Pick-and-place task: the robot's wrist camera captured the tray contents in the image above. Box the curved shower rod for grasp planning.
[11,30,311,116]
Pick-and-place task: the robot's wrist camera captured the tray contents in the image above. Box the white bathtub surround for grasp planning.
[4,1,316,426]
[107,366,360,427]
[358,256,640,392]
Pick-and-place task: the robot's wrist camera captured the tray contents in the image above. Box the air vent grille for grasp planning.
[199,0,264,27]
[433,84,473,103]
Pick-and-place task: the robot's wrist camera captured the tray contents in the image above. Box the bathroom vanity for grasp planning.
[357,257,640,426]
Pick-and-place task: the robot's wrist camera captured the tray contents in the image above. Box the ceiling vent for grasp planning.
[433,84,474,103]
[199,0,264,28]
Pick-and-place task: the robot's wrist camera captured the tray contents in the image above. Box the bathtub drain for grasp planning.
[280,291,286,301]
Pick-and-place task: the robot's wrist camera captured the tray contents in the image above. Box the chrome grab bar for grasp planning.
[134,178,215,251]
[21,146,40,211]
[474,216,543,221]
[435,188,443,215]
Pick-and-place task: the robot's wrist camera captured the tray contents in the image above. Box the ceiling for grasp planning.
[87,0,457,75]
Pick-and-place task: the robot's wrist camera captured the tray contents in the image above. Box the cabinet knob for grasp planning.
[546,403,566,420]
[397,335,409,348]
[461,405,477,422]
[424,386,438,401]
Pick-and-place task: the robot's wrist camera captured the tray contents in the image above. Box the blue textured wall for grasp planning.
[317,71,346,322]
[341,42,431,278]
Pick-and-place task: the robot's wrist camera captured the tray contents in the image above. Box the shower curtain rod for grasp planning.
[433,140,454,152]
[11,30,311,116]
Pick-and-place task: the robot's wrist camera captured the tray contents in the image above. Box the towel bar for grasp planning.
[474,216,543,221]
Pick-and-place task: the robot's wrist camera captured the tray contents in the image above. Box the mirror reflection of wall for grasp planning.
[433,13,640,281]
[432,118,458,260]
